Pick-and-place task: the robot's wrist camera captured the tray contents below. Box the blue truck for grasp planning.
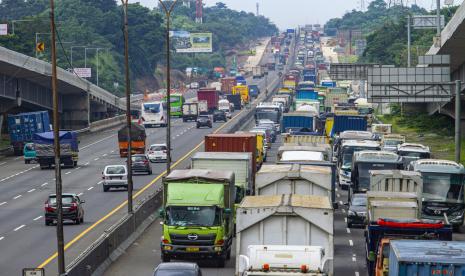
[248,85,260,98]
[7,111,51,156]
[281,112,315,133]
[33,131,79,169]
[330,115,367,137]
[389,240,465,276]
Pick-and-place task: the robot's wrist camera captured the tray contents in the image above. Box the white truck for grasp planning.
[198,100,208,115]
[255,164,332,199]
[218,99,232,118]
[252,66,264,79]
[191,152,254,199]
[182,102,198,122]
[367,191,420,222]
[236,194,333,276]
[370,170,423,197]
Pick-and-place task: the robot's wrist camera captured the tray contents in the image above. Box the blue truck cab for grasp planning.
[23,143,36,164]
[248,85,260,98]
[33,131,79,169]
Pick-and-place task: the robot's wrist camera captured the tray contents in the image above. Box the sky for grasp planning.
[130,0,443,29]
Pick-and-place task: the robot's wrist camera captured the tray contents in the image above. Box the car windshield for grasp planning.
[384,140,402,146]
[105,166,126,174]
[422,173,465,203]
[352,196,367,206]
[25,144,34,151]
[166,206,220,227]
[150,146,166,151]
[49,196,74,205]
[132,156,146,162]
[143,103,160,113]
[356,163,399,189]
[256,112,279,123]
[399,151,430,158]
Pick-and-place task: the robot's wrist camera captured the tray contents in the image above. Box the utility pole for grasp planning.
[121,0,134,214]
[159,0,179,175]
[407,14,411,67]
[455,80,462,163]
[49,0,65,274]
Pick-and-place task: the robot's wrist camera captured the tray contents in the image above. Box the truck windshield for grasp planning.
[341,146,378,168]
[356,163,399,190]
[422,173,465,203]
[256,112,279,123]
[399,151,430,158]
[166,206,221,227]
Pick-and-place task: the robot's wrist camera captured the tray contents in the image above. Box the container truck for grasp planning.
[389,240,465,276]
[282,112,316,133]
[366,191,420,223]
[221,77,236,94]
[191,152,253,201]
[205,133,257,173]
[366,219,453,276]
[248,85,260,98]
[232,85,249,105]
[198,100,209,115]
[33,131,79,169]
[330,115,367,137]
[252,66,264,79]
[226,94,241,111]
[159,169,235,267]
[381,134,405,152]
[117,123,146,157]
[197,88,219,112]
[408,159,465,227]
[370,170,423,197]
[7,111,51,155]
[235,194,334,276]
[295,89,318,100]
[181,102,198,122]
[235,131,264,168]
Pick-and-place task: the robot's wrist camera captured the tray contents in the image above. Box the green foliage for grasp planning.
[0,0,277,94]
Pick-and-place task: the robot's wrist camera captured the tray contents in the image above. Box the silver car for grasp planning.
[102,165,128,192]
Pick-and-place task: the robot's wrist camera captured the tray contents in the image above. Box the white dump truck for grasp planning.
[369,170,423,197]
[236,194,334,276]
[366,191,420,222]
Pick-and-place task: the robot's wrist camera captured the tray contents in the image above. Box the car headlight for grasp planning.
[451,211,464,218]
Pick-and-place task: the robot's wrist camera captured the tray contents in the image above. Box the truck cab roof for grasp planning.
[409,159,465,174]
[353,151,402,164]
[397,143,430,153]
[341,140,380,148]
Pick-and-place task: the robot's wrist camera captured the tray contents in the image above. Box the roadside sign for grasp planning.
[413,15,445,29]
[0,24,7,35]
[36,42,45,52]
[72,68,92,78]
[23,268,45,276]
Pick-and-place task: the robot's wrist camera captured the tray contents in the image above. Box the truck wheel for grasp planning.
[216,256,226,268]
[161,254,170,262]
[103,186,109,192]
[347,221,352,228]
[73,161,78,167]
[25,160,29,164]
[75,218,80,225]
[226,248,231,260]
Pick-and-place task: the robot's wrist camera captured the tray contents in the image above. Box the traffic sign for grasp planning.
[0,24,7,36]
[23,268,44,276]
[36,42,45,52]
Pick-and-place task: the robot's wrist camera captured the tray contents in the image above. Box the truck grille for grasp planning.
[169,233,216,246]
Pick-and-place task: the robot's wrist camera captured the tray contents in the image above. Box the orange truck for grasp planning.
[118,123,147,157]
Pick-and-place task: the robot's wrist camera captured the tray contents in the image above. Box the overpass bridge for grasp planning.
[0,46,139,130]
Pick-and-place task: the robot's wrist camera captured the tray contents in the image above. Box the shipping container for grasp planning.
[331,115,367,136]
[235,194,334,275]
[389,240,465,276]
[8,111,51,155]
[191,152,254,197]
[204,134,257,173]
[197,88,219,112]
[296,90,318,100]
[226,94,241,110]
[221,77,236,94]
[282,112,315,132]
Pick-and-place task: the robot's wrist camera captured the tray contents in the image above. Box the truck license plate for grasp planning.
[186,247,199,252]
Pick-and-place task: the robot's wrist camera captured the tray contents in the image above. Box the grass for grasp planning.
[377,113,465,163]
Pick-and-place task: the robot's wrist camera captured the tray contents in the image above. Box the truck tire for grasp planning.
[73,161,78,167]
[226,248,231,260]
[103,186,109,192]
[161,254,170,262]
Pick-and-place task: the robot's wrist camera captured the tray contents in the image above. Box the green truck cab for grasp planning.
[159,169,235,267]
[23,143,36,164]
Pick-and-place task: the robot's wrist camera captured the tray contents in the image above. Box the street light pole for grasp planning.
[70,45,86,68]
[158,0,179,175]
[49,0,65,274]
[121,0,134,214]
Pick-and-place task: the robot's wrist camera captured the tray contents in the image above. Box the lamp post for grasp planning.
[158,0,179,175]
[121,0,134,214]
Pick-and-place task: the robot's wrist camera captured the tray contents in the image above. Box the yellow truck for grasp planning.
[232,85,249,105]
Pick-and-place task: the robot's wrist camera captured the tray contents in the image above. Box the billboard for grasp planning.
[72,68,92,78]
[0,24,7,36]
[170,31,212,53]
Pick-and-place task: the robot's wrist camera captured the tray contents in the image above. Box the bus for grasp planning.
[141,101,167,128]
[163,93,185,117]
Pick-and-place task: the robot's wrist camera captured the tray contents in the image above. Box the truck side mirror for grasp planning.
[368,251,376,262]
[158,208,165,217]
[224,208,232,215]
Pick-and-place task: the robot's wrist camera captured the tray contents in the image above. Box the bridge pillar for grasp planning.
[90,102,108,121]
[61,94,90,130]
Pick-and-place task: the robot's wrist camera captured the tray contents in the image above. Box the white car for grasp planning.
[102,165,128,192]
[147,144,168,162]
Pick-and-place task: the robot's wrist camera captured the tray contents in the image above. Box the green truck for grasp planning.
[160,169,235,267]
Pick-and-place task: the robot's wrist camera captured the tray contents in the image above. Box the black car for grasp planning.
[131,154,152,175]
[346,193,367,228]
[153,262,202,276]
[213,110,227,122]
[196,115,212,128]
[45,193,85,225]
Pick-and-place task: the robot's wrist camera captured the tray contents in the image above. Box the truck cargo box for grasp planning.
[331,115,367,136]
[8,111,51,155]
[296,90,318,100]
[367,191,420,222]
[389,240,465,276]
[226,94,241,110]
[197,88,219,112]
[283,134,329,144]
[221,77,236,94]
[236,194,333,275]
[370,170,422,196]
[282,113,315,133]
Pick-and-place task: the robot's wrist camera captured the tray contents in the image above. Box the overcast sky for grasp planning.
[130,0,445,29]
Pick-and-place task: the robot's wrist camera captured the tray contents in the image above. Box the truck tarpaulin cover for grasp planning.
[33,131,78,149]
[118,123,146,142]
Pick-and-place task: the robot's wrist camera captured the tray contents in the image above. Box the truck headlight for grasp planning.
[163,245,173,250]
[214,246,222,252]
[451,211,464,218]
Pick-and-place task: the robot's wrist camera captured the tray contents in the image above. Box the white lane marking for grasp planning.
[0,162,6,166]
[65,171,72,175]
[355,272,360,276]
[84,162,90,166]
[14,156,22,160]
[27,189,36,193]
[13,195,22,200]
[347,228,351,234]
[94,158,99,161]
[0,236,4,241]
[349,240,353,246]
[41,182,48,186]
[87,186,94,191]
[81,135,115,149]
[14,224,25,231]
[75,166,81,170]
[97,181,103,185]
[0,202,7,206]
[110,150,115,153]
[33,216,42,221]
[77,193,83,196]
[102,153,107,157]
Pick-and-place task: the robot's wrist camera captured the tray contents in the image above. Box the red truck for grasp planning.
[197,88,219,113]
[220,77,236,95]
